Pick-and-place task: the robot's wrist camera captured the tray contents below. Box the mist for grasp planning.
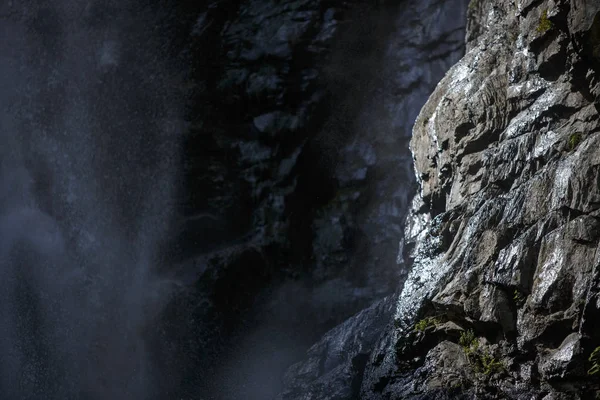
[0,0,468,399]
[0,1,182,398]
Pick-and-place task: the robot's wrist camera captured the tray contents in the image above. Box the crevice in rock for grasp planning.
[373,375,390,393]
[350,353,370,399]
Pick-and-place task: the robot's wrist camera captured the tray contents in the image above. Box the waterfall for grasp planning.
[0,2,182,398]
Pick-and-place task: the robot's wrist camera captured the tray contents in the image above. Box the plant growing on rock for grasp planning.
[536,10,552,33]
[588,346,600,375]
[459,330,506,376]
[414,316,439,332]
[513,289,525,306]
[477,352,505,376]
[568,133,582,151]
[459,329,478,354]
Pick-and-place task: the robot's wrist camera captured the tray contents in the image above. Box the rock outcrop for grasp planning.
[163,0,468,397]
[281,0,600,398]
[276,0,469,397]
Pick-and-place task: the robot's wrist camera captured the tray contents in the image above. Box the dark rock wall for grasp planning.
[275,0,469,398]
[164,0,469,398]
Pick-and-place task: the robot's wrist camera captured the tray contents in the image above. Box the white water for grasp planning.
[0,2,181,398]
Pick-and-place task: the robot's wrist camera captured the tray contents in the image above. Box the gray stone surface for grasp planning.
[281,0,600,398]
[359,0,600,398]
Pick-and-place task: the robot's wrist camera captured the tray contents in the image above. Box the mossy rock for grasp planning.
[537,10,553,34]
[568,133,583,151]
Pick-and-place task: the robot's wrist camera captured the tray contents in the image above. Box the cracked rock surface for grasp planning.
[282,0,600,398]
[360,0,600,398]
[157,0,468,397]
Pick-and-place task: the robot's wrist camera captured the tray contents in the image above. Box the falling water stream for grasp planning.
[0,2,182,398]
[0,1,469,399]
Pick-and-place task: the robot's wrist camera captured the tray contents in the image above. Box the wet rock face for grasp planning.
[359,0,600,398]
[276,0,469,397]
[160,0,468,396]
[278,295,396,400]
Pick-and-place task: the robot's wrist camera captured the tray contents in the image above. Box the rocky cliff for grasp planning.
[281,0,600,399]
[160,0,468,398]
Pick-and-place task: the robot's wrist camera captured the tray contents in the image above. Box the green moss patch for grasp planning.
[537,10,553,34]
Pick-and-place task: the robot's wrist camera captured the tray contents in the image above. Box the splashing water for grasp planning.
[0,1,182,398]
